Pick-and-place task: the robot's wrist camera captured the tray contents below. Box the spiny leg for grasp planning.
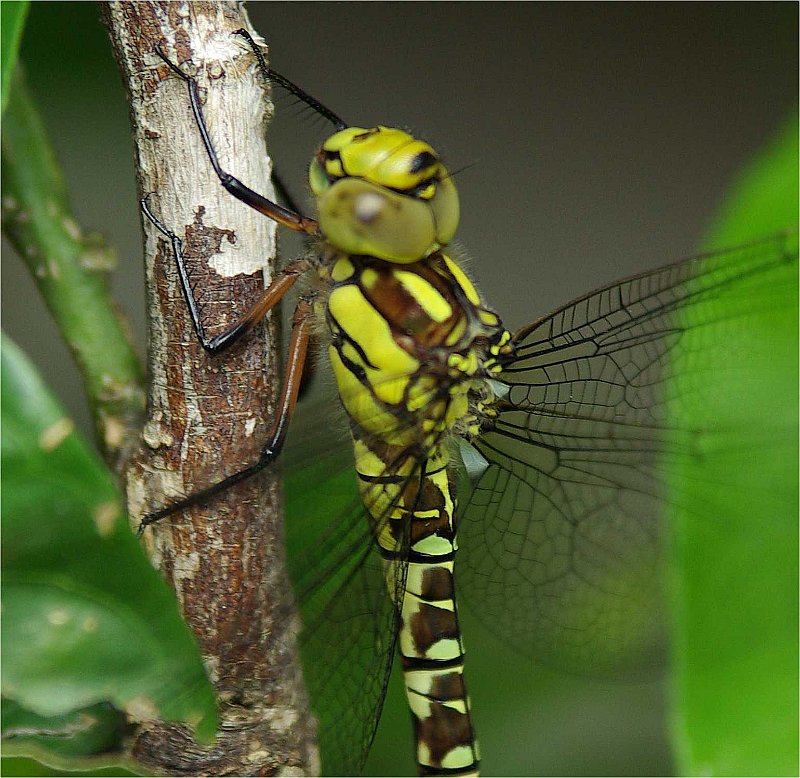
[141,40,327,529]
[232,28,347,131]
[153,44,319,235]
[138,297,314,535]
[141,196,311,353]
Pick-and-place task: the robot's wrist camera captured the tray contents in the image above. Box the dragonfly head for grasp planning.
[309,126,459,263]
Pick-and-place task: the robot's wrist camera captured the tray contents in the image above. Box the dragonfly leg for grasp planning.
[153,45,319,235]
[232,28,347,131]
[141,195,311,353]
[138,297,314,535]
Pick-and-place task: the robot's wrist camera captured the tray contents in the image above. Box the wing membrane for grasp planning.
[459,232,797,671]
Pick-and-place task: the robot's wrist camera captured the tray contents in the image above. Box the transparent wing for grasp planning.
[284,384,452,775]
[458,232,798,671]
[286,489,402,776]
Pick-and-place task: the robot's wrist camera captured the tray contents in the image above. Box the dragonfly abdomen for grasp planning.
[357,439,480,776]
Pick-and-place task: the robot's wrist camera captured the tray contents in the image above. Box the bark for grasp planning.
[102,3,318,774]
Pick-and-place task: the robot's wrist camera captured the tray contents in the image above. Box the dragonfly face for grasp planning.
[310,126,460,262]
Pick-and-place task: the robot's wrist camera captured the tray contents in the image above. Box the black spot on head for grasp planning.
[353,128,380,142]
[405,177,437,199]
[319,149,341,164]
[410,151,437,174]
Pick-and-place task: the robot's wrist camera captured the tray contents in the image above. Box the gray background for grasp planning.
[3,3,797,775]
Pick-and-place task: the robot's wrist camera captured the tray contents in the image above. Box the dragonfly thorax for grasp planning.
[323,251,510,448]
[309,126,459,263]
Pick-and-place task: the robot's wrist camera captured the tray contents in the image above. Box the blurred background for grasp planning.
[3,3,797,776]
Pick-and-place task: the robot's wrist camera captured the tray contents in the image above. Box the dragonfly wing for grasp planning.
[288,506,401,775]
[458,232,798,672]
[283,430,412,775]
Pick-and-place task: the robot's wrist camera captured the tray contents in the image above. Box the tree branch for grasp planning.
[102,2,318,774]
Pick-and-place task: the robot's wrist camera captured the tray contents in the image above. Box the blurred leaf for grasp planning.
[668,118,799,775]
[0,0,28,115]
[1,335,218,764]
[0,755,134,778]
[2,698,129,760]
[703,115,799,249]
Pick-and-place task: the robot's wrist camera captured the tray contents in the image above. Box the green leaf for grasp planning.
[1,335,217,764]
[2,699,128,760]
[1,1,29,116]
[668,118,799,775]
[704,116,799,249]
[0,755,134,778]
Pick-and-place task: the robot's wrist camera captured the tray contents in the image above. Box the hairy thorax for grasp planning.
[318,250,511,452]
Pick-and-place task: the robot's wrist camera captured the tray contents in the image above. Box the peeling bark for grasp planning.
[102,2,318,774]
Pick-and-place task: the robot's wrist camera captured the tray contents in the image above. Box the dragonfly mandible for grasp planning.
[140,29,798,776]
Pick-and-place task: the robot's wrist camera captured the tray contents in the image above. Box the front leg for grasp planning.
[153,44,319,236]
[141,196,311,353]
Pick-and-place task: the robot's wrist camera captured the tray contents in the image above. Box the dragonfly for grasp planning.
[140,30,798,777]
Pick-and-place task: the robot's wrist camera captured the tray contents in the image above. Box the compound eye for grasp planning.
[317,178,437,263]
[429,171,459,244]
[309,158,331,195]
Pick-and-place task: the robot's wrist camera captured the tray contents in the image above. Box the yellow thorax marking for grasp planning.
[393,269,453,323]
[328,285,419,376]
[443,255,481,306]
